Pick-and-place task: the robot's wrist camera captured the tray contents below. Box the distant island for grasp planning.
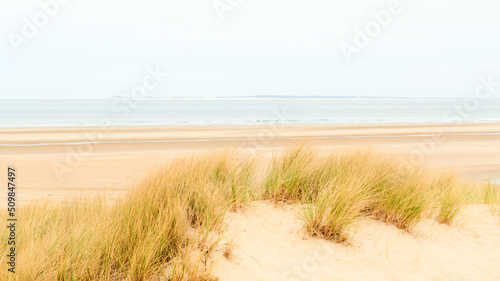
[109,95,421,99]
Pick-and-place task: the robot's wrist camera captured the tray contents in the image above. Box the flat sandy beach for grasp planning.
[1,123,500,203]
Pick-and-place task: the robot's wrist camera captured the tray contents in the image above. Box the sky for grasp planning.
[0,0,499,99]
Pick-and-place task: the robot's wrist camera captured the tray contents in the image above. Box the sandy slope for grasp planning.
[213,202,500,281]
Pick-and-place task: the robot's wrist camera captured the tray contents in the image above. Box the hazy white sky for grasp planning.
[1,0,499,99]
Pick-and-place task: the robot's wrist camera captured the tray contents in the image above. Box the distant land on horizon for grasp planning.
[108,95,450,99]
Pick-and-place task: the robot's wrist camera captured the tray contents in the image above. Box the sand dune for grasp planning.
[214,202,500,281]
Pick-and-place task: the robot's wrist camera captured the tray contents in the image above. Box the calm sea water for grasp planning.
[1,98,500,127]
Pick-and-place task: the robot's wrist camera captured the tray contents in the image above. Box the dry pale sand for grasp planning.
[1,123,500,280]
[213,202,500,281]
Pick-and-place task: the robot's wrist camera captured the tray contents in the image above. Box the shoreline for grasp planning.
[2,120,500,131]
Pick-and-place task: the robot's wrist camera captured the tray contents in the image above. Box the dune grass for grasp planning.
[430,173,467,224]
[264,145,322,203]
[370,169,431,230]
[264,145,469,241]
[303,178,371,243]
[483,183,500,213]
[0,151,254,281]
[0,145,485,279]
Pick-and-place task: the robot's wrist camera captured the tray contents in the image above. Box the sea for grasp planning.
[1,98,500,127]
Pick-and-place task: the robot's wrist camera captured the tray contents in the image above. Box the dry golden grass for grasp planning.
[0,150,254,280]
[303,178,371,243]
[263,145,322,203]
[0,145,489,279]
[264,145,471,242]
[483,183,500,214]
[430,173,467,224]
